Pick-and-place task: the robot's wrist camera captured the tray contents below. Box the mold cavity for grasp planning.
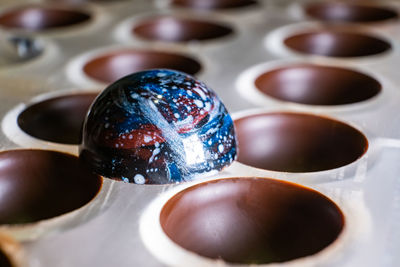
[305,2,398,23]
[132,16,233,42]
[17,93,98,145]
[284,31,391,57]
[0,6,91,31]
[83,50,202,84]
[160,177,344,264]
[172,0,258,10]
[234,112,368,172]
[254,64,381,105]
[0,149,102,224]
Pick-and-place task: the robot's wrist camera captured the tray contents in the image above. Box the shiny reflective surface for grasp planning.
[83,50,202,84]
[254,64,381,105]
[0,6,91,31]
[284,31,391,57]
[80,69,236,184]
[172,0,257,9]
[161,177,344,264]
[0,149,102,224]
[305,2,398,23]
[133,16,233,42]
[234,112,368,172]
[17,93,98,144]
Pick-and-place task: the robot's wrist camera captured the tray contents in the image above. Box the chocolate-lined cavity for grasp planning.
[161,177,344,264]
[284,31,391,57]
[133,16,233,42]
[0,6,91,31]
[172,0,257,9]
[234,112,368,172]
[0,150,102,224]
[254,64,381,105]
[305,2,398,23]
[83,50,202,84]
[17,93,98,145]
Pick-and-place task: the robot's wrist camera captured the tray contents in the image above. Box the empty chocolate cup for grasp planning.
[132,16,233,42]
[17,92,98,145]
[82,49,202,84]
[141,177,347,265]
[0,149,102,225]
[0,6,91,31]
[172,0,258,10]
[254,64,381,105]
[2,91,100,156]
[305,2,398,23]
[234,112,368,173]
[284,31,391,58]
[161,178,344,264]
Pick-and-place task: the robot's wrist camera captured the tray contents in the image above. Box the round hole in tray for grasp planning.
[160,177,344,264]
[172,0,257,9]
[0,149,102,225]
[254,64,381,105]
[284,31,391,57]
[132,16,233,42]
[0,6,91,31]
[305,2,398,23]
[234,112,368,172]
[83,50,202,84]
[17,92,98,145]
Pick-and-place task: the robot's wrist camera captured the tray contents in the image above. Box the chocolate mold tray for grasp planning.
[0,0,399,266]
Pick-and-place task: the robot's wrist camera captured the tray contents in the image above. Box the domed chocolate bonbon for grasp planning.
[80,69,236,184]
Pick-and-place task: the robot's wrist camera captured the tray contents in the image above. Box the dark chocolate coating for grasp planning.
[133,16,233,42]
[17,93,98,145]
[83,50,202,84]
[161,177,344,264]
[172,0,257,9]
[0,150,102,224]
[305,2,398,23]
[0,6,91,31]
[0,249,12,267]
[254,64,381,105]
[79,69,236,184]
[234,112,368,172]
[284,31,391,57]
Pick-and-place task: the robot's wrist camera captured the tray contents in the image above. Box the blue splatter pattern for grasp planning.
[79,69,236,184]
